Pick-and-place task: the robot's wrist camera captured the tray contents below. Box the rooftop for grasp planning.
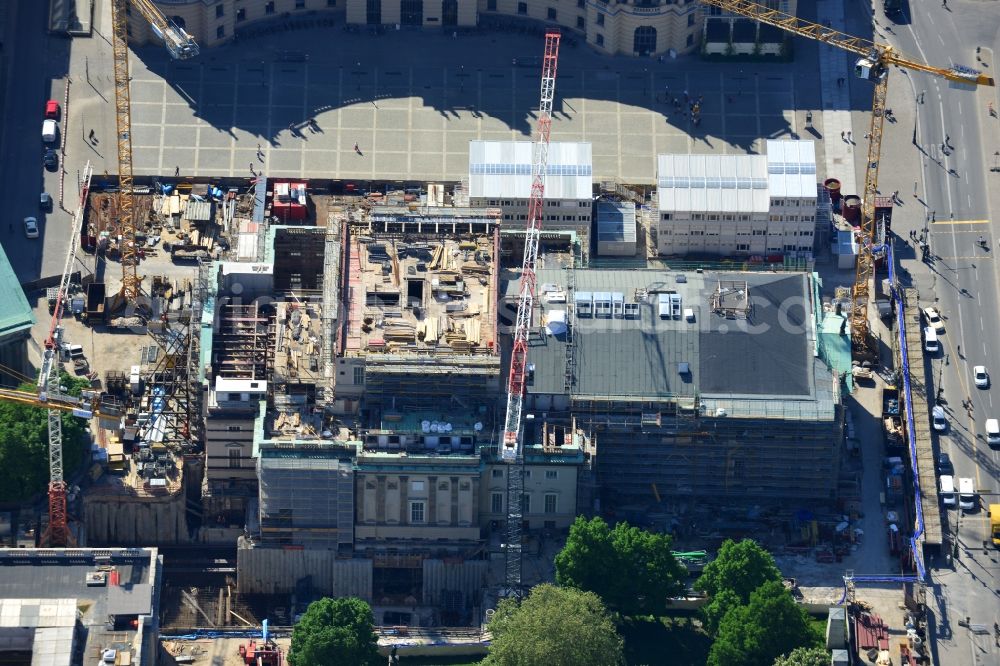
[657,153,770,213]
[344,227,499,356]
[506,268,835,415]
[0,244,35,340]
[765,139,818,199]
[468,140,593,200]
[0,549,159,666]
[595,201,637,244]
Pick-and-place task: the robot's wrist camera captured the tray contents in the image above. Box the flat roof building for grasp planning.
[0,548,161,666]
[656,140,818,259]
[505,266,842,505]
[468,140,594,250]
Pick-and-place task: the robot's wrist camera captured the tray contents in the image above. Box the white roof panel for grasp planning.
[656,153,770,213]
[468,140,593,200]
[766,139,817,199]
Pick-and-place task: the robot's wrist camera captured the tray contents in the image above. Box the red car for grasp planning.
[44,100,60,120]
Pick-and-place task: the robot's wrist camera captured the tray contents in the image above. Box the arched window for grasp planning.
[442,0,459,26]
[401,0,423,26]
[366,0,382,25]
[634,26,657,56]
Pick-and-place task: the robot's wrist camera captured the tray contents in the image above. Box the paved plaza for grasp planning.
[115,27,818,184]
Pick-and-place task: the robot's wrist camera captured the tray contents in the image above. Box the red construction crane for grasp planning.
[41,162,94,546]
[501,32,560,597]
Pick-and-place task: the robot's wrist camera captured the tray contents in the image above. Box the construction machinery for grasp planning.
[699,0,994,358]
[109,0,199,309]
[500,32,561,598]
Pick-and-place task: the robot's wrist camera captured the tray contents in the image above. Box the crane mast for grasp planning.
[110,0,140,305]
[501,32,560,598]
[110,0,199,308]
[38,162,93,546]
[699,0,992,356]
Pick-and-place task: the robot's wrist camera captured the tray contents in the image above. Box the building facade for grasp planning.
[142,0,710,56]
[656,139,817,258]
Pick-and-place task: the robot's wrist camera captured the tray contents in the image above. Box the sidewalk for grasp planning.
[816,0,860,197]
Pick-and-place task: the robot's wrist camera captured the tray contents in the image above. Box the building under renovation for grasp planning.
[235,202,529,625]
[507,266,843,509]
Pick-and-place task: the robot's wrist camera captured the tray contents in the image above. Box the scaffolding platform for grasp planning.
[901,288,942,547]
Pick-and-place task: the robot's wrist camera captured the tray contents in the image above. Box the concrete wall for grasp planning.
[421,559,488,607]
[84,490,190,545]
[237,545,374,596]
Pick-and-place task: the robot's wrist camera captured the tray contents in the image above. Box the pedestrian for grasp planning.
[913,181,918,197]
[945,134,951,146]
[942,0,947,7]
[841,131,846,141]
[174,166,180,177]
[892,190,899,202]
[864,132,870,140]
[257,143,261,153]
[847,131,853,142]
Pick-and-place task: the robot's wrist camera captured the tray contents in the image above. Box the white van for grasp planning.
[939,475,956,508]
[986,418,1000,448]
[923,327,939,353]
[42,119,58,143]
[958,477,976,511]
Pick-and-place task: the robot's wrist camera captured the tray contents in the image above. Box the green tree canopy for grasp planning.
[287,597,381,666]
[696,538,783,602]
[0,374,91,502]
[485,584,624,666]
[554,516,687,616]
[773,646,831,666]
[707,581,820,666]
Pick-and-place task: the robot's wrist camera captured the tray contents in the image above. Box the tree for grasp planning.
[696,538,783,603]
[695,538,782,634]
[0,374,91,502]
[555,516,686,616]
[773,646,831,666]
[287,597,380,666]
[485,584,623,666]
[707,581,820,666]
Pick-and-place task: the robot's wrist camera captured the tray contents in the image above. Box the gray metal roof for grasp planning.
[507,268,824,406]
[596,201,637,243]
[765,139,817,199]
[657,153,770,213]
[468,140,593,200]
[107,584,153,617]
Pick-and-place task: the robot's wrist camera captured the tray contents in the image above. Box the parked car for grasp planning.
[44,99,60,120]
[932,405,947,432]
[922,307,945,333]
[40,192,52,211]
[936,452,954,476]
[43,149,58,171]
[42,119,58,143]
[974,365,989,388]
[23,217,39,239]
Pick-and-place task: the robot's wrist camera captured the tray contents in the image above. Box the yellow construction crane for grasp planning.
[699,0,994,358]
[109,0,199,307]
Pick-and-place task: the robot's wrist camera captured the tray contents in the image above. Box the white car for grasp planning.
[931,405,947,432]
[23,217,39,239]
[974,366,989,388]
[922,307,945,333]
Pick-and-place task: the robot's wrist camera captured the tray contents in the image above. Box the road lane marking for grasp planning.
[932,219,989,225]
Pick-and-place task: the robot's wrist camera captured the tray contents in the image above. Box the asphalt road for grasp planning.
[879,1,1000,662]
